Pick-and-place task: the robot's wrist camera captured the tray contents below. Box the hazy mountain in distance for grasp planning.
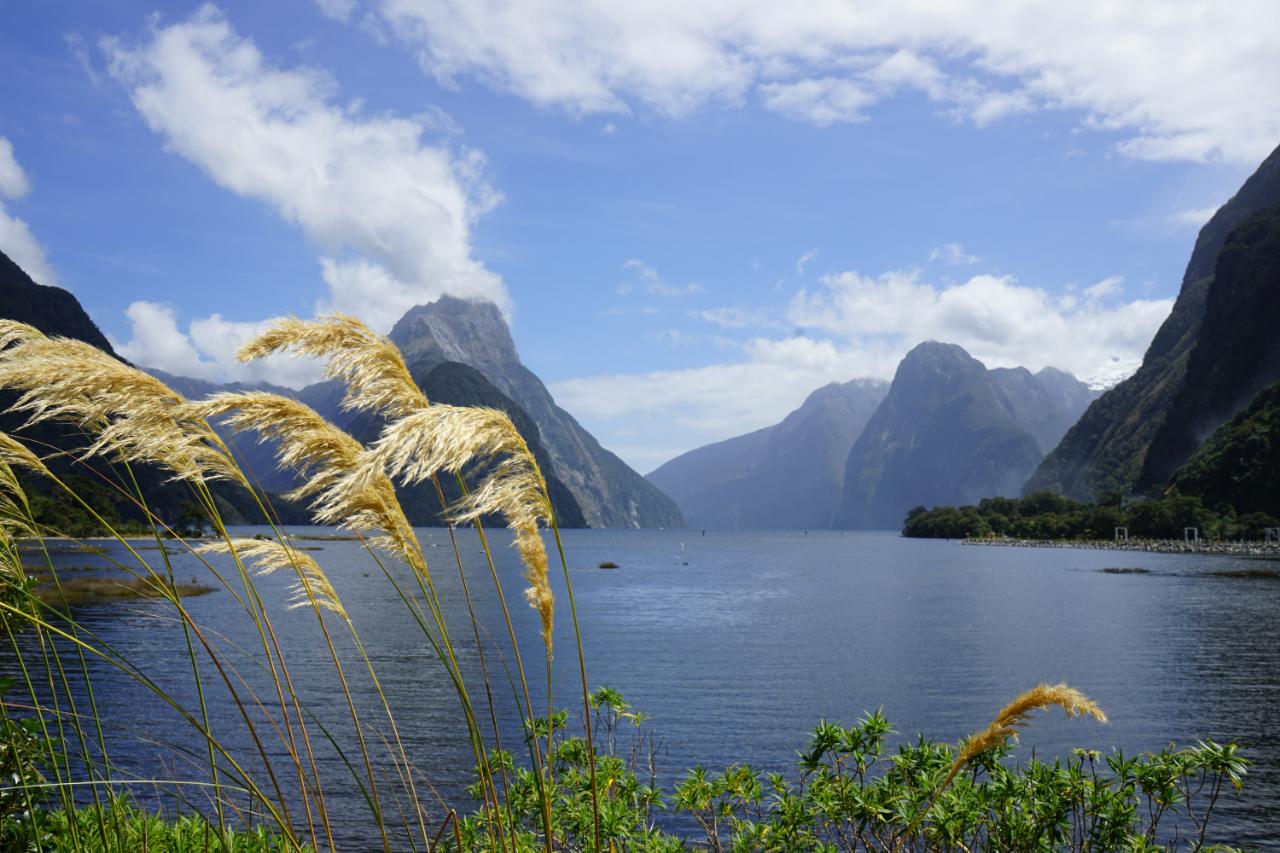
[391,295,684,528]
[646,379,888,529]
[835,342,1095,529]
[1025,140,1280,501]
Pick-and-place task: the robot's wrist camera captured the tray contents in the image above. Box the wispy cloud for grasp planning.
[370,0,1280,163]
[618,258,703,297]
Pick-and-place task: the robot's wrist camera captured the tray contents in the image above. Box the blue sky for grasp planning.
[1,1,1275,471]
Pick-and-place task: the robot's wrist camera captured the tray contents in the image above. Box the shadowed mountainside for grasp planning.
[1025,141,1280,501]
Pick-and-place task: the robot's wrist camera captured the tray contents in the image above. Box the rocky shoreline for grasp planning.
[960,536,1280,558]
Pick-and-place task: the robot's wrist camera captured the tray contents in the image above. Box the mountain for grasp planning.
[1167,379,1280,519]
[835,342,1095,529]
[390,296,684,528]
[1138,208,1280,489]
[646,379,887,528]
[339,360,587,528]
[1025,141,1280,501]
[157,366,588,528]
[0,250,271,529]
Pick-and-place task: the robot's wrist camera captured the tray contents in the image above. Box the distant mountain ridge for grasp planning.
[647,378,888,529]
[1025,141,1280,501]
[835,342,1095,529]
[392,296,684,528]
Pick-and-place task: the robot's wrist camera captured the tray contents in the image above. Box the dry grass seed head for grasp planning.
[184,393,423,571]
[199,538,347,618]
[362,402,556,650]
[0,320,45,351]
[0,337,241,483]
[944,682,1106,789]
[238,314,428,420]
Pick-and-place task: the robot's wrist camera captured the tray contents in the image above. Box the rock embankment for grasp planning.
[960,536,1280,557]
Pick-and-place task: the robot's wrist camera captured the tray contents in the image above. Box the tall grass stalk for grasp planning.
[0,314,606,850]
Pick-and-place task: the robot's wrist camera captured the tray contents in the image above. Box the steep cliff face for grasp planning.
[836,342,1094,529]
[1025,141,1280,501]
[646,379,887,529]
[1138,208,1280,489]
[391,296,684,528]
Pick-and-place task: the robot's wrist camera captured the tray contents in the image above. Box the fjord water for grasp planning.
[20,529,1280,847]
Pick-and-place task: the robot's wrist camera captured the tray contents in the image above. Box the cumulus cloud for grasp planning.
[789,270,1169,386]
[553,266,1173,470]
[0,136,58,286]
[103,6,505,381]
[372,0,1280,163]
[113,301,325,387]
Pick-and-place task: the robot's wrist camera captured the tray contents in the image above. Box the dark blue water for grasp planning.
[7,529,1279,849]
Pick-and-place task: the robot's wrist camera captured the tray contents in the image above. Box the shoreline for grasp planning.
[959,536,1280,558]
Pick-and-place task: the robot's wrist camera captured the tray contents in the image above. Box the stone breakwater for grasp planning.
[959,537,1280,558]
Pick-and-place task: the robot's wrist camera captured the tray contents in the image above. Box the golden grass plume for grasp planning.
[0,319,45,351]
[238,314,428,420]
[0,432,50,545]
[182,392,423,572]
[363,405,556,652]
[0,335,241,484]
[941,682,1107,791]
[199,537,347,618]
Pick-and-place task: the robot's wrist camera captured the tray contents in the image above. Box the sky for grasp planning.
[2,2,1277,472]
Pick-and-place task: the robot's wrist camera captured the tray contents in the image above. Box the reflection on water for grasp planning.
[5,529,1278,848]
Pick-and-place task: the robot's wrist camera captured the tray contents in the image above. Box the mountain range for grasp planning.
[651,341,1095,530]
[0,251,680,529]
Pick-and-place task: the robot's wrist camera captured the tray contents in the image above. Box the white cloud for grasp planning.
[0,136,58,286]
[928,242,980,265]
[373,0,1280,163]
[1083,275,1123,301]
[103,6,506,379]
[619,258,702,298]
[554,265,1173,470]
[695,305,777,329]
[113,301,324,387]
[1170,206,1219,228]
[789,270,1169,387]
[794,248,818,276]
[0,138,32,199]
[315,0,358,22]
[760,78,875,126]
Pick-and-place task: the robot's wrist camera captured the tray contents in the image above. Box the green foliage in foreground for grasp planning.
[902,491,1280,541]
[4,799,308,852]
[449,690,1249,852]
